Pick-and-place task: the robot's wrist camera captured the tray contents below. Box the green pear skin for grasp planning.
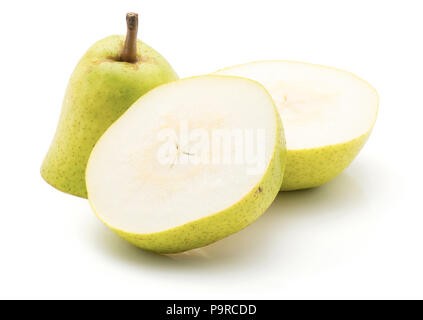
[41,35,178,198]
[281,132,371,190]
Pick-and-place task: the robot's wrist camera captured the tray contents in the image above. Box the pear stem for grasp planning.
[121,13,139,63]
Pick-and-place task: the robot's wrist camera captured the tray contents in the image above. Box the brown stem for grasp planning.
[120,13,139,63]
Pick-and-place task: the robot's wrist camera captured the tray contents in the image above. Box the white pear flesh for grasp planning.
[86,76,286,253]
[215,61,378,190]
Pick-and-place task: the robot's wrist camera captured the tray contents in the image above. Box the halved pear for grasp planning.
[215,61,378,191]
[86,76,286,253]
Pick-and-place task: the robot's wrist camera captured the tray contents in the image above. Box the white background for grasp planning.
[0,0,422,299]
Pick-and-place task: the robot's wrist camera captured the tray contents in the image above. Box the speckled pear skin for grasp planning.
[281,131,372,191]
[41,36,178,198]
[90,101,286,254]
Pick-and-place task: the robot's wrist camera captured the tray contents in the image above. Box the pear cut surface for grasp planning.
[86,76,284,251]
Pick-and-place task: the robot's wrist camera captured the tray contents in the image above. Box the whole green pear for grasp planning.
[41,13,178,198]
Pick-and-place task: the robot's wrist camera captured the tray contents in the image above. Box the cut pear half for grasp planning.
[215,61,378,190]
[86,76,286,253]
